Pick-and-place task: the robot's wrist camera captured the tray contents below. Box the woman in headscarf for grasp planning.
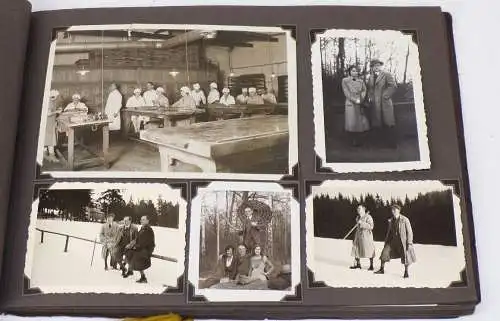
[44,89,61,163]
[342,65,369,147]
[63,93,88,112]
[219,87,235,106]
[190,83,206,107]
[126,88,147,133]
[104,83,123,132]
[246,87,264,105]
[154,87,169,108]
[173,86,197,111]
[207,82,220,104]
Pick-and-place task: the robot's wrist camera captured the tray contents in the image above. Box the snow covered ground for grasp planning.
[311,237,466,288]
[27,219,185,294]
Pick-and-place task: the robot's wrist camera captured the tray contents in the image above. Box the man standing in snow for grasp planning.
[374,204,416,278]
[129,215,155,283]
[99,213,120,271]
[114,216,138,278]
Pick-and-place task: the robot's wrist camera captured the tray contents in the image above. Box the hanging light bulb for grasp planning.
[169,70,179,78]
[127,29,132,40]
[229,72,235,77]
[271,72,276,78]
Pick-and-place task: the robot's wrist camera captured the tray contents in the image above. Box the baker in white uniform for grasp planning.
[143,82,157,106]
[219,87,235,106]
[104,83,123,131]
[207,82,220,104]
[126,88,147,133]
[191,83,206,107]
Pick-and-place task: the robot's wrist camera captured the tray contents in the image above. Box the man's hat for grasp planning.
[106,212,115,218]
[390,204,402,210]
[370,59,384,67]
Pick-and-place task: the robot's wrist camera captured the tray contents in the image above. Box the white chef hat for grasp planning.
[133,88,142,94]
[248,87,257,93]
[72,93,81,100]
[49,89,60,99]
[193,83,200,90]
[222,87,230,94]
[180,86,191,94]
[156,87,165,94]
[210,82,218,89]
[242,88,248,93]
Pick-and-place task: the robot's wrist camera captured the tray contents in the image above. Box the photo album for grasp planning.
[0,0,480,319]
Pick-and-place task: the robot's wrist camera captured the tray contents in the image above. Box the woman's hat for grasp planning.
[71,93,81,100]
[370,59,384,67]
[133,88,142,94]
[180,86,191,94]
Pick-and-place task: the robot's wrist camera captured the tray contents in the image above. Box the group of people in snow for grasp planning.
[349,203,416,278]
[99,213,156,284]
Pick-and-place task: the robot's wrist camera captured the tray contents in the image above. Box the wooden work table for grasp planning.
[140,115,289,173]
[206,102,288,120]
[56,118,111,170]
[121,106,204,136]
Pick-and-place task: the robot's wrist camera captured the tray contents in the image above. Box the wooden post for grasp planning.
[64,235,69,252]
[67,128,75,170]
[40,230,44,244]
[216,192,220,262]
[102,124,109,168]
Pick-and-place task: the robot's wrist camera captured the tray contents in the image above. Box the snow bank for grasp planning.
[311,237,466,288]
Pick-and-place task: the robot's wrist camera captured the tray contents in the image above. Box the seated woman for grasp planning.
[154,87,169,108]
[126,88,148,133]
[203,245,238,289]
[173,86,197,111]
[249,245,274,281]
[219,87,236,106]
[246,87,264,105]
[63,93,88,113]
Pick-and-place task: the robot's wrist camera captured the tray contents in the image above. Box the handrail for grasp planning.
[36,228,178,263]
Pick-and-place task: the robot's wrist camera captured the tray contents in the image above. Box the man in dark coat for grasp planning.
[374,204,417,278]
[129,215,155,283]
[114,216,138,278]
[366,59,398,148]
[240,207,267,251]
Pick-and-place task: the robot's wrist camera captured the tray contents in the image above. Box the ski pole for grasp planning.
[90,237,97,267]
[343,224,358,240]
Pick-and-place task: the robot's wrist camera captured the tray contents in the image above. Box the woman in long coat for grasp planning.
[341,65,369,147]
[44,89,60,163]
[350,205,376,270]
[130,216,155,283]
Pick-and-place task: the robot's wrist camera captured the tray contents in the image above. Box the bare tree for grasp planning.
[403,41,410,84]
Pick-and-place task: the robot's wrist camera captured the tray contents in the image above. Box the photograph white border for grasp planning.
[311,29,430,173]
[24,182,188,294]
[305,180,466,288]
[188,181,301,302]
[36,24,298,181]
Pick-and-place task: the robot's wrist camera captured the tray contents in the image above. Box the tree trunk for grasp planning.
[337,38,346,77]
[403,42,410,84]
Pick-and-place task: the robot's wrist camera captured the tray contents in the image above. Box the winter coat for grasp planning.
[99,222,120,259]
[113,224,139,263]
[351,214,376,258]
[380,214,417,265]
[130,224,155,271]
[342,76,369,132]
[366,70,397,127]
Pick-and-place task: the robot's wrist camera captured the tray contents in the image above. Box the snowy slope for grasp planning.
[28,220,185,294]
[311,237,466,288]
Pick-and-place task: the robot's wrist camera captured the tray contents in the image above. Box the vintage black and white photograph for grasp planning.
[306,180,465,288]
[24,183,187,294]
[311,29,430,172]
[188,181,300,302]
[36,24,297,180]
